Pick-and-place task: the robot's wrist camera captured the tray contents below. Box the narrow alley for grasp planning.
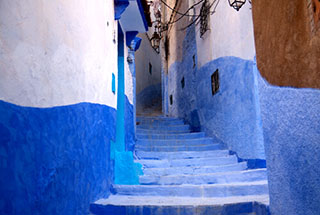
[0,0,319,215]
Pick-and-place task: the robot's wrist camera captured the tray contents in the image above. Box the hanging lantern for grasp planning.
[151,32,161,50]
[228,0,246,11]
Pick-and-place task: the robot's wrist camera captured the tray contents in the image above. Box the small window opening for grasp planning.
[211,69,220,95]
[181,77,185,89]
[149,63,152,75]
[170,95,173,105]
[193,55,196,68]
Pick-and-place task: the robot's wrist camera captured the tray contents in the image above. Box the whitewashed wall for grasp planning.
[195,0,255,67]
[124,36,134,105]
[0,0,118,108]
[135,33,161,95]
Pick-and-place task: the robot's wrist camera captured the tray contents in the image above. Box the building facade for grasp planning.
[0,0,148,214]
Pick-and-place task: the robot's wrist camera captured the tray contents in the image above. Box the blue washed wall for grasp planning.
[162,69,169,115]
[258,73,320,215]
[0,100,116,214]
[167,27,265,160]
[136,83,162,113]
[125,96,135,151]
[168,26,198,130]
[196,57,265,160]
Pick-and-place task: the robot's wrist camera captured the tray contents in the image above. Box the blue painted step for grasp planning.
[91,115,269,214]
[136,149,229,160]
[137,128,190,134]
[143,162,248,176]
[137,156,238,168]
[139,169,267,185]
[137,116,179,121]
[111,181,269,197]
[136,138,216,147]
[137,120,184,126]
[137,124,190,131]
[90,195,270,215]
[136,132,206,140]
[135,143,223,152]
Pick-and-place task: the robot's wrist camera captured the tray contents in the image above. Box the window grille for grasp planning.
[200,0,210,38]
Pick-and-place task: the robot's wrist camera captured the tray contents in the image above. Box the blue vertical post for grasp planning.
[116,23,125,152]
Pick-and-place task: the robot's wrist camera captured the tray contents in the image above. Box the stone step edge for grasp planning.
[136,155,236,162]
[140,168,266,179]
[135,143,222,149]
[113,180,268,189]
[93,194,270,206]
[141,162,248,175]
[136,137,214,142]
[135,150,230,160]
[136,132,205,138]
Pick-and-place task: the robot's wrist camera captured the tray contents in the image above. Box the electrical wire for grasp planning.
[160,0,220,29]
[167,0,205,25]
[159,0,200,17]
[179,0,220,30]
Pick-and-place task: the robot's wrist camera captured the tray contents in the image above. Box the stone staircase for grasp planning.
[90,116,270,215]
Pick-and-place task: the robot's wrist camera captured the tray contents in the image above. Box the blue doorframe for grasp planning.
[116,23,125,152]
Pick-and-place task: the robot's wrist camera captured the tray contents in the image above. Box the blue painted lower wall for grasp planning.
[258,74,320,215]
[0,100,116,214]
[195,57,265,160]
[167,26,265,160]
[136,83,162,113]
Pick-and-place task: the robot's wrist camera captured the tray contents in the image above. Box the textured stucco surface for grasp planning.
[0,100,116,214]
[125,96,135,151]
[0,0,118,108]
[136,83,162,113]
[252,0,320,88]
[167,26,265,160]
[258,74,320,215]
[135,33,161,95]
[195,0,255,68]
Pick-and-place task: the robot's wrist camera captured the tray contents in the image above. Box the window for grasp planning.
[181,77,185,89]
[170,95,173,105]
[211,69,220,95]
[193,55,196,68]
[200,0,210,38]
[149,63,152,75]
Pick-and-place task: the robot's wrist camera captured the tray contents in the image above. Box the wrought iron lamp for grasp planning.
[150,31,161,51]
[150,8,162,52]
[228,0,246,11]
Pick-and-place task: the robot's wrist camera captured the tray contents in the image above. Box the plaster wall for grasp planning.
[135,33,161,95]
[167,24,265,160]
[0,0,118,108]
[252,0,320,89]
[124,36,135,105]
[164,0,188,69]
[258,71,320,215]
[0,0,139,213]
[135,33,162,112]
[165,1,264,160]
[195,0,255,68]
[0,101,116,214]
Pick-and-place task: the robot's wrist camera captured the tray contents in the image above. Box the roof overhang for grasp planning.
[120,0,148,33]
